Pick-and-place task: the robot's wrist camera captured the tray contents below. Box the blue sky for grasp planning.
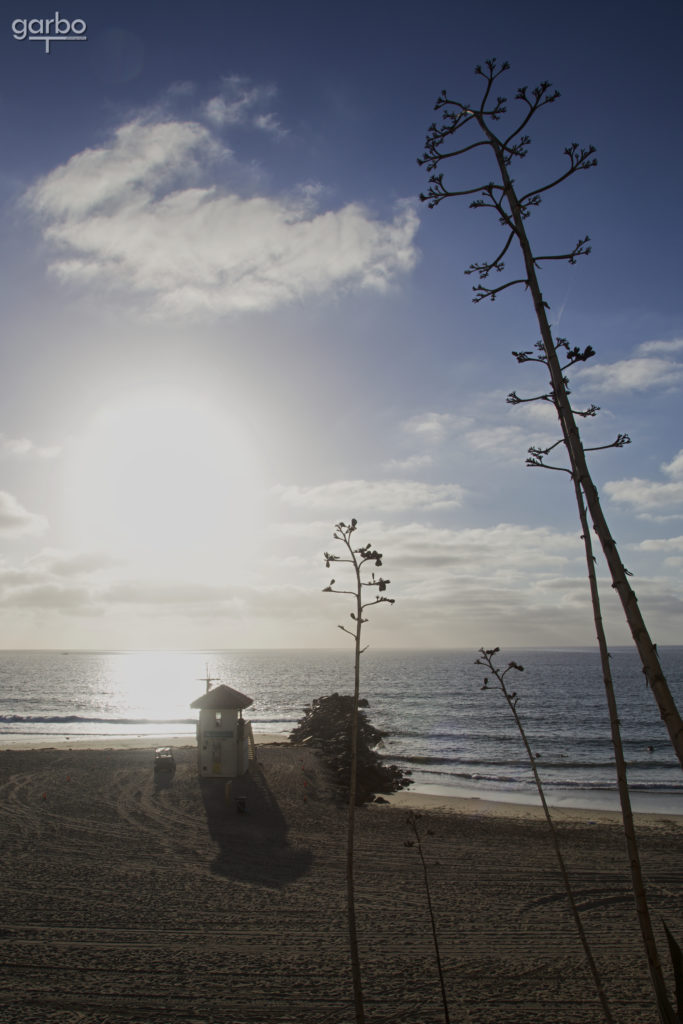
[0,0,681,649]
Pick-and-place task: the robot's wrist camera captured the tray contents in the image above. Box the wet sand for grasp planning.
[1,741,681,1023]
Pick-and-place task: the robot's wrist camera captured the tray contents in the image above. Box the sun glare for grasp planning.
[64,392,264,575]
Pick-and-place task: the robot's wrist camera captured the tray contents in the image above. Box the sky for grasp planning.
[0,0,681,650]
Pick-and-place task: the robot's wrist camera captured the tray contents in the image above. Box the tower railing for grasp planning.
[246,720,257,770]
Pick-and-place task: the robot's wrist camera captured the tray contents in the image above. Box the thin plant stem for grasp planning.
[476,649,615,1024]
[407,812,452,1024]
[572,477,679,1024]
[323,519,395,1024]
[346,543,364,1024]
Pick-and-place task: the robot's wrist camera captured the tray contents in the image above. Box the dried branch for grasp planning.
[534,235,592,266]
[518,144,598,205]
[506,390,554,405]
[585,434,632,452]
[472,278,528,302]
[465,230,515,279]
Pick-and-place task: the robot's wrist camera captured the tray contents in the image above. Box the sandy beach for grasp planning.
[1,741,682,1024]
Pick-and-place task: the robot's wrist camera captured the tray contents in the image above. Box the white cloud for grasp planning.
[512,400,559,425]
[25,114,419,319]
[402,412,470,443]
[662,450,683,479]
[636,536,683,553]
[636,337,683,355]
[0,492,48,536]
[27,549,119,576]
[464,424,530,456]
[26,119,218,220]
[166,81,196,99]
[0,435,61,459]
[605,450,683,514]
[269,517,579,579]
[205,95,246,126]
[633,535,683,567]
[273,479,465,512]
[604,477,683,512]
[379,520,578,574]
[0,514,677,645]
[382,454,433,472]
[0,582,91,610]
[203,75,283,133]
[575,356,683,392]
[254,112,286,136]
[104,580,237,606]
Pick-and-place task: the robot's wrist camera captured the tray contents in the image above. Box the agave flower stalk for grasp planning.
[323,518,395,1024]
[476,647,615,1023]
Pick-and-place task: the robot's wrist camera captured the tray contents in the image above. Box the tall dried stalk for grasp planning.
[476,648,615,1024]
[406,812,453,1024]
[509,320,679,1022]
[419,59,683,770]
[323,519,394,1024]
[570,478,679,1024]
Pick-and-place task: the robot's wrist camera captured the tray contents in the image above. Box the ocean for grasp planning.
[1,646,682,814]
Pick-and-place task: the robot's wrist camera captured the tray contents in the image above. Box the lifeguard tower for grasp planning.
[190,672,255,779]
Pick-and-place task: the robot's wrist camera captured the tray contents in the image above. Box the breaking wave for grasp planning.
[0,714,196,726]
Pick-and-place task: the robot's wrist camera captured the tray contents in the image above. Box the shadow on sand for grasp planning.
[200,765,312,888]
[153,769,175,794]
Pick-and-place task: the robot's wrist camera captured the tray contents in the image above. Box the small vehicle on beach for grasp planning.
[153,747,176,775]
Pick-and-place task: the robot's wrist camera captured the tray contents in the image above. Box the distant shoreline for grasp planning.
[2,731,681,821]
[0,731,286,751]
[1,644,682,652]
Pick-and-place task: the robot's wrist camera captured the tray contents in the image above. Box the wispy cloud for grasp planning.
[0,581,91,610]
[402,412,470,443]
[604,449,683,514]
[381,454,433,472]
[103,580,239,606]
[266,517,579,579]
[0,435,61,459]
[24,106,419,319]
[203,76,287,137]
[604,477,683,513]
[636,337,683,356]
[634,536,683,569]
[574,356,683,392]
[0,492,48,536]
[663,450,683,479]
[379,520,578,574]
[464,424,530,456]
[273,479,465,512]
[27,549,120,576]
[636,535,683,553]
[0,515,675,645]
[635,535,683,567]
[512,399,561,426]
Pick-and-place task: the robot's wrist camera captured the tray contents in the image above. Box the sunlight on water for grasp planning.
[1,647,682,811]
[104,650,211,720]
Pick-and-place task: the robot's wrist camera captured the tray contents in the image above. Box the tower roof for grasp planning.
[190,683,253,711]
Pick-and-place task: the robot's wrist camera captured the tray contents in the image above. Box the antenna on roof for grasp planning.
[198,663,220,693]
